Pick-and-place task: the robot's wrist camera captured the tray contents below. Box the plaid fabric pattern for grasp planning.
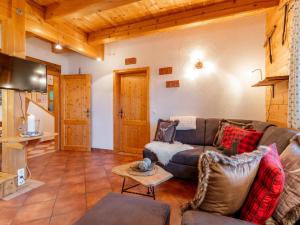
[220,126,263,154]
[240,144,285,225]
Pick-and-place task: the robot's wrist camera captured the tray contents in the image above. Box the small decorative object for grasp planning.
[195,61,204,70]
[19,114,42,137]
[125,57,137,65]
[166,80,180,88]
[159,67,173,75]
[128,159,157,176]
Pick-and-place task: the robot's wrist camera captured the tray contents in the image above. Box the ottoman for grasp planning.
[75,192,170,225]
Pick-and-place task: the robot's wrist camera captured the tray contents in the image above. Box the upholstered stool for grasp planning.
[74,192,170,225]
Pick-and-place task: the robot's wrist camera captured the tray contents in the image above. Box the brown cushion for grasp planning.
[183,147,268,216]
[272,135,300,224]
[154,119,179,143]
[213,119,253,147]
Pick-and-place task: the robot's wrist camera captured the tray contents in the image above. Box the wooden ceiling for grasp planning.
[24,0,279,57]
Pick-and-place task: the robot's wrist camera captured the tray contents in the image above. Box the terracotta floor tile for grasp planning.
[53,194,86,216]
[85,178,111,193]
[13,200,55,224]
[0,207,19,225]
[86,188,112,209]
[57,183,86,198]
[24,189,57,205]
[0,193,28,208]
[61,174,85,185]
[85,171,106,182]
[13,217,50,225]
[49,209,85,225]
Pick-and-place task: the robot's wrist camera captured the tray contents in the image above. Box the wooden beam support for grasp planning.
[88,0,279,45]
[25,1,104,59]
[45,0,141,21]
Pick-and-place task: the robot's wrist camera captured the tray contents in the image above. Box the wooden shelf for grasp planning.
[252,76,289,87]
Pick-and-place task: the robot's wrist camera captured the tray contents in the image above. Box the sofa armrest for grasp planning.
[182,211,255,225]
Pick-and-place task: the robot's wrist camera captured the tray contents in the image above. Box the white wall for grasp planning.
[26,37,70,74]
[66,14,267,150]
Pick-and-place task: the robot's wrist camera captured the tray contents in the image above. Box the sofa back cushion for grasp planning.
[258,127,297,154]
[175,118,205,145]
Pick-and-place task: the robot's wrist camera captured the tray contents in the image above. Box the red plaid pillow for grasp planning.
[220,126,263,154]
[240,144,285,225]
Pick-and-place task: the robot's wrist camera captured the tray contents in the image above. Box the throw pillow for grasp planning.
[240,144,285,225]
[213,119,253,147]
[154,119,179,143]
[272,134,300,225]
[182,146,268,216]
[220,126,263,154]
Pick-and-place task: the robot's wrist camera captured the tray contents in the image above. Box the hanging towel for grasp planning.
[170,116,197,130]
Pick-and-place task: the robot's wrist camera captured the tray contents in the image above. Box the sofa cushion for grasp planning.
[74,192,170,225]
[204,146,222,153]
[171,147,204,166]
[220,126,263,154]
[240,144,285,225]
[251,121,274,132]
[205,118,220,146]
[175,118,205,145]
[154,119,179,143]
[258,126,297,154]
[183,148,267,216]
[182,211,255,225]
[273,135,300,224]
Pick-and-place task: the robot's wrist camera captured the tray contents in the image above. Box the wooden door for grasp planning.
[61,74,91,151]
[114,68,150,154]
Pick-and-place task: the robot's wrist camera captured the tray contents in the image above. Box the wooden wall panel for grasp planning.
[265,0,292,127]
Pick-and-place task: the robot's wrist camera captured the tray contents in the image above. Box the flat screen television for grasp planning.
[0,53,47,93]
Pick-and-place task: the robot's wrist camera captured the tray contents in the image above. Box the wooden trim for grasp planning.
[113,67,150,152]
[88,0,279,45]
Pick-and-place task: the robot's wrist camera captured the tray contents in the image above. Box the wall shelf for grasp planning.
[252,75,289,87]
[252,75,289,98]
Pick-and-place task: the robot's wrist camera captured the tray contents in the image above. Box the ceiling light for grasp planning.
[97,57,102,62]
[55,43,63,50]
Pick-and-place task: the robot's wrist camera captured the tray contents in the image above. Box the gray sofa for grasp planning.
[143,118,297,225]
[144,118,296,180]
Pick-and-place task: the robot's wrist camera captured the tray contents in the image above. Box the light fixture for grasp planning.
[55,42,63,50]
[195,61,204,70]
[97,57,102,62]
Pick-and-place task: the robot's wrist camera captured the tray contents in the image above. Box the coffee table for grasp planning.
[112,162,173,200]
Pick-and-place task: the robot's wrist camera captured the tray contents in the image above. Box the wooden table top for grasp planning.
[0,132,58,144]
[112,162,173,187]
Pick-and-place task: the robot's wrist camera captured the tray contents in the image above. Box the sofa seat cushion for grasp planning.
[74,193,170,225]
[171,146,204,166]
[204,146,222,153]
[182,211,254,225]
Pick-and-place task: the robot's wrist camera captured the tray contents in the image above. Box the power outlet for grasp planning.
[17,168,26,186]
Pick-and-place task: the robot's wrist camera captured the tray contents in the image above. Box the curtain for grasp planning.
[288,0,300,129]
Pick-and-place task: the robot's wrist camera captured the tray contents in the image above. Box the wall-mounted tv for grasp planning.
[0,52,47,93]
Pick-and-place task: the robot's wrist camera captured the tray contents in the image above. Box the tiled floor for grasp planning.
[0,150,197,225]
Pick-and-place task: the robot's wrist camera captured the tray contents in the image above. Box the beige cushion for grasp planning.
[272,135,300,224]
[183,147,268,216]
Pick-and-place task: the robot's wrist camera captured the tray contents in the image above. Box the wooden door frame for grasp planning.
[113,67,150,152]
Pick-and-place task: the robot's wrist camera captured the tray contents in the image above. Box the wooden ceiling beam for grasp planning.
[88,0,279,45]
[45,0,141,22]
[25,1,104,59]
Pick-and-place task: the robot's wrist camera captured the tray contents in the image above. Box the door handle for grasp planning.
[84,109,90,117]
[119,109,124,119]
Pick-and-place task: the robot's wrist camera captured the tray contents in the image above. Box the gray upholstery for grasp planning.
[204,119,220,145]
[74,193,170,225]
[171,147,204,166]
[182,211,254,225]
[144,118,297,180]
[258,126,297,154]
[175,118,206,145]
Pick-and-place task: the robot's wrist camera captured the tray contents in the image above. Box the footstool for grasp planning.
[74,192,170,225]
